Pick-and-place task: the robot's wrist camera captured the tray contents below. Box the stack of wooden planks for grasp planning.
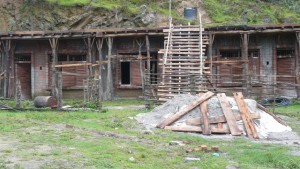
[157,91,260,139]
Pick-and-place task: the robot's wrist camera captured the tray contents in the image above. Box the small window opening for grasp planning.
[15,55,31,61]
[248,50,260,58]
[121,62,130,85]
[220,50,241,58]
[277,49,294,58]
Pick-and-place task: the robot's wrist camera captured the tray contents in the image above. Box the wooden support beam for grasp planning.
[2,40,11,98]
[49,38,59,97]
[200,100,211,135]
[186,113,260,126]
[208,33,215,84]
[61,71,89,77]
[233,92,258,139]
[55,63,92,68]
[205,60,249,64]
[85,37,96,77]
[57,72,63,109]
[145,35,151,108]
[217,93,242,136]
[164,126,230,134]
[296,32,300,99]
[135,38,145,95]
[15,79,21,109]
[96,38,104,109]
[157,91,215,128]
[106,37,113,100]
[241,33,250,97]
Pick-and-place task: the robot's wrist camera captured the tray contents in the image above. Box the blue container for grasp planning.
[184,7,197,21]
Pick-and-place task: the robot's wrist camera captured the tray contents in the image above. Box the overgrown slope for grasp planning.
[204,0,300,26]
[0,0,299,31]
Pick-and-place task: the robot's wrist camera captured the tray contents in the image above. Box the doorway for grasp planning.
[15,54,32,99]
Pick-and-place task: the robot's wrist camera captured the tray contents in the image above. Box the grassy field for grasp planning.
[0,99,299,168]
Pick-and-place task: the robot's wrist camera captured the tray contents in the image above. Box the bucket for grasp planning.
[184,7,197,21]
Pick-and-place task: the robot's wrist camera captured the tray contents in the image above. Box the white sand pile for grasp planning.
[136,94,292,139]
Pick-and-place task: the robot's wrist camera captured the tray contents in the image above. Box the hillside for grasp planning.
[0,0,299,31]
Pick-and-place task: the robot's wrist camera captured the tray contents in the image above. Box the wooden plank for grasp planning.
[233,92,259,139]
[55,63,92,68]
[61,71,89,77]
[161,49,205,52]
[200,100,211,135]
[163,28,204,32]
[164,126,230,134]
[217,93,242,136]
[157,91,215,128]
[186,113,261,126]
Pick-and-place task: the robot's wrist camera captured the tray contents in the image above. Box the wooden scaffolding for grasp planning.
[156,24,210,101]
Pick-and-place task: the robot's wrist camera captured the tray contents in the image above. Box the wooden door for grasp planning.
[16,63,32,99]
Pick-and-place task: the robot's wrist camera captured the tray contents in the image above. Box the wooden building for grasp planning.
[0,24,300,101]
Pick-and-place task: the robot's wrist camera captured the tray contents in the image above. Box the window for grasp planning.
[15,55,31,61]
[248,50,260,58]
[277,49,294,58]
[121,62,130,85]
[49,54,86,62]
[58,54,86,62]
[220,50,241,58]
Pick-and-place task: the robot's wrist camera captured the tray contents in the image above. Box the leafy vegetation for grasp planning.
[204,0,300,26]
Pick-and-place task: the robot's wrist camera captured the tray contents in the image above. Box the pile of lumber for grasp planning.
[157,91,261,139]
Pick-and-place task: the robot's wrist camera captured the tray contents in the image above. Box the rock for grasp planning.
[129,157,135,162]
[140,129,154,135]
[169,141,185,146]
[225,165,241,169]
[212,152,220,157]
[184,157,200,163]
[191,167,199,169]
[139,4,147,15]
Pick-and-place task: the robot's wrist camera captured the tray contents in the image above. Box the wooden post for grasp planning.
[296,32,300,99]
[135,38,145,93]
[2,40,11,98]
[106,37,113,100]
[10,44,16,98]
[208,33,215,87]
[96,38,104,109]
[49,38,59,98]
[145,35,151,108]
[85,37,96,76]
[57,72,62,109]
[241,33,249,97]
[15,79,21,109]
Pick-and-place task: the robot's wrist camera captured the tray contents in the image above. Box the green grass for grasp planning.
[271,101,300,119]
[0,99,299,168]
[47,0,91,6]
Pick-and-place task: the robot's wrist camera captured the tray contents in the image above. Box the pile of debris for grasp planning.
[136,91,291,139]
